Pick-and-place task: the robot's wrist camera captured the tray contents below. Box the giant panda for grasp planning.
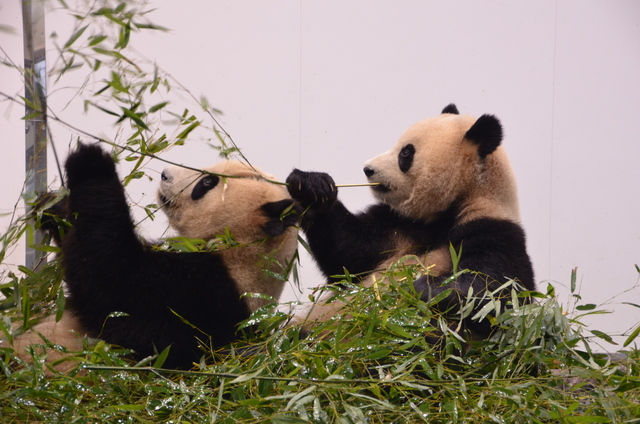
[286,104,535,337]
[4,144,299,370]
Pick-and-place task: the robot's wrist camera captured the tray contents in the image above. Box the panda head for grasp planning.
[158,160,291,243]
[363,104,520,224]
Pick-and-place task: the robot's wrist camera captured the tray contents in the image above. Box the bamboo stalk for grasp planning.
[335,183,381,188]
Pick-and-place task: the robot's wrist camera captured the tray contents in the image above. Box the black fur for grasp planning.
[398,144,415,173]
[191,175,220,200]
[287,170,454,282]
[286,105,534,337]
[464,114,503,159]
[40,144,298,369]
[441,104,460,114]
[286,169,338,221]
[414,218,534,336]
[261,199,303,237]
[288,168,534,335]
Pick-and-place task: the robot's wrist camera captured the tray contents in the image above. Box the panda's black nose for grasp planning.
[363,167,375,178]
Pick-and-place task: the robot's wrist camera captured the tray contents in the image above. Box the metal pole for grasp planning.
[22,0,48,269]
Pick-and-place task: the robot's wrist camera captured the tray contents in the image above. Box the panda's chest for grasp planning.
[383,227,452,278]
[390,227,445,256]
[392,213,453,252]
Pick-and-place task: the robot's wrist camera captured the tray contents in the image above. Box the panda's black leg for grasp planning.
[260,199,302,237]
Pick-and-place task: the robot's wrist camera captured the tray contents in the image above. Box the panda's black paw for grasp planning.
[32,191,70,246]
[65,143,117,189]
[261,199,303,237]
[285,169,338,209]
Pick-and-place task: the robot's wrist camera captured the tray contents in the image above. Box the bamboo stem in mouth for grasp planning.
[335,182,381,188]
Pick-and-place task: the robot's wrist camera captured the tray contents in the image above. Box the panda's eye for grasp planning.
[191,175,220,200]
[398,144,415,173]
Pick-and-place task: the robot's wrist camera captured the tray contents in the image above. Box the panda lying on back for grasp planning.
[287,104,535,337]
[8,144,299,370]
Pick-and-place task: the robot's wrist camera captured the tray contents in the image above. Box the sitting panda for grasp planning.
[287,104,535,337]
[5,144,299,370]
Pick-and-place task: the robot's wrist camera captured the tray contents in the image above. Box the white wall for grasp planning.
[1,1,639,345]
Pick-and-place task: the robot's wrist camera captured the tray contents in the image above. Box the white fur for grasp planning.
[364,113,520,224]
[158,160,298,311]
[293,112,521,328]
[1,313,88,374]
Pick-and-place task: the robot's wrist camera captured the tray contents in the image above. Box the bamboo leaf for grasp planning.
[148,101,169,113]
[90,102,120,117]
[175,120,201,141]
[115,21,131,49]
[120,107,149,130]
[385,322,414,339]
[449,242,462,274]
[153,345,171,368]
[614,378,640,393]
[230,370,262,384]
[590,329,617,344]
[365,347,393,360]
[623,325,640,347]
[147,137,169,154]
[284,385,316,411]
[88,34,107,46]
[64,24,88,48]
[55,285,66,321]
[133,23,170,31]
[575,304,596,311]
[21,111,41,120]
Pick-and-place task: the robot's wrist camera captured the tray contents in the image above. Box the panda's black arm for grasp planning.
[63,144,141,252]
[60,144,146,309]
[301,202,401,282]
[286,168,396,281]
[414,218,535,336]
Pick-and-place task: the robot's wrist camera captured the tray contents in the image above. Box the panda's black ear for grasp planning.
[464,114,503,159]
[441,104,459,114]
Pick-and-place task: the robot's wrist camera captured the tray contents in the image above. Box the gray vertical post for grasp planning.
[22,0,48,269]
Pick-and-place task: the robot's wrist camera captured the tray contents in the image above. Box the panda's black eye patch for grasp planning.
[191,175,220,201]
[398,144,415,173]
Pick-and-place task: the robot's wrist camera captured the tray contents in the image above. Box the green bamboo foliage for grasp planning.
[1,263,640,422]
[1,1,640,422]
